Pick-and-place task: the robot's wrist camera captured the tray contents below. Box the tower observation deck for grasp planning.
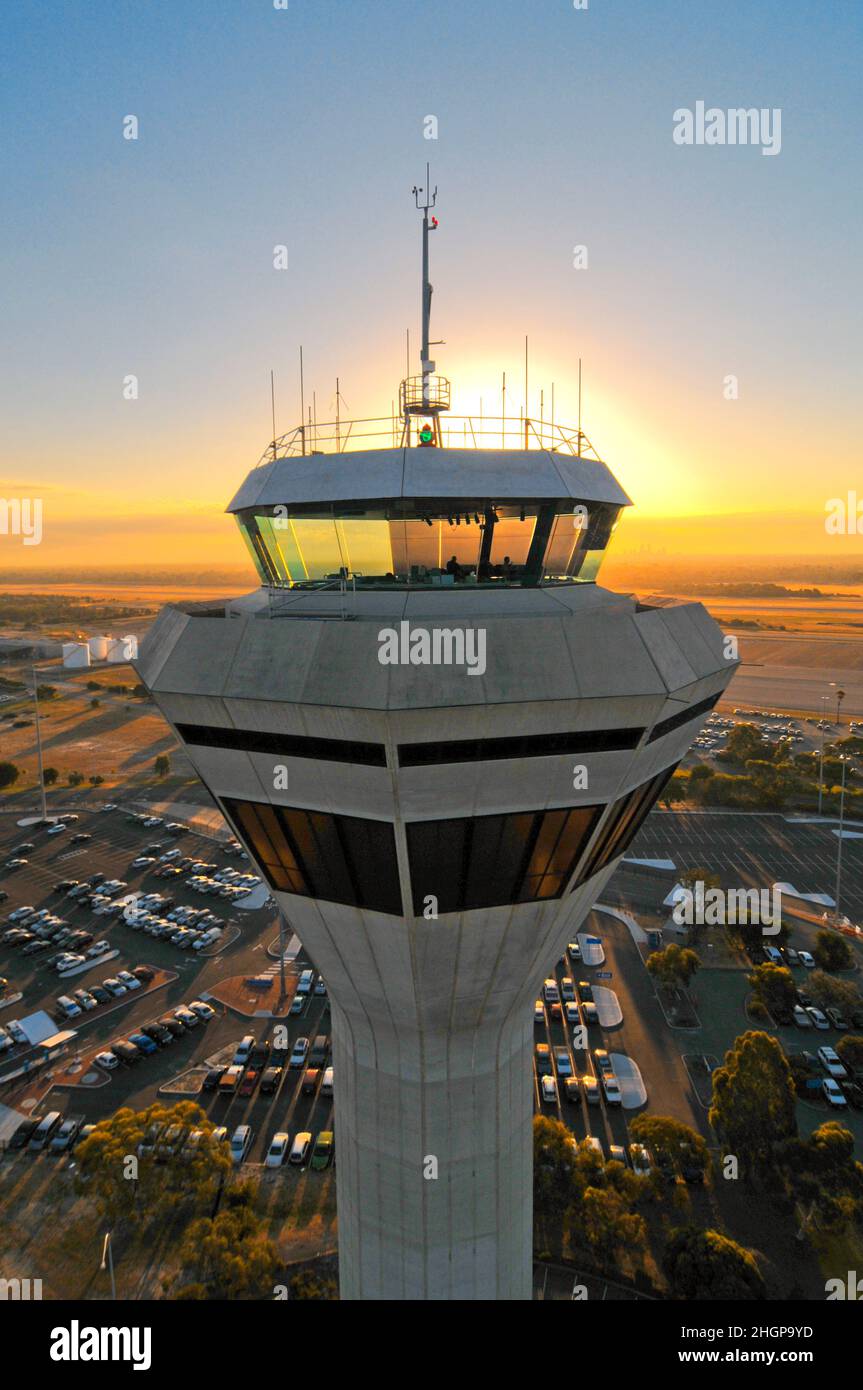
[135,176,737,1300]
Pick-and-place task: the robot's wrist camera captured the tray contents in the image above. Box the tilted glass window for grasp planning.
[236,499,621,590]
[406,803,603,915]
[572,763,679,887]
[221,797,403,916]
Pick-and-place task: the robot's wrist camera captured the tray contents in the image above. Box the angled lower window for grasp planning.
[573,763,679,886]
[406,804,602,915]
[221,797,403,916]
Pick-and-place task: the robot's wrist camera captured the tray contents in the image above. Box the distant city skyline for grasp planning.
[2,0,861,569]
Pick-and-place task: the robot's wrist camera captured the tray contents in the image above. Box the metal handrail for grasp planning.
[257,414,601,468]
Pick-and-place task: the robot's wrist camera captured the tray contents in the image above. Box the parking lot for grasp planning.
[629,809,863,925]
[0,807,334,1169]
[3,802,859,1182]
[531,911,700,1165]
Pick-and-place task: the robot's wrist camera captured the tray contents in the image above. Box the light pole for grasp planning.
[100,1231,116,1299]
[818,693,830,814]
[32,664,48,822]
[834,755,848,925]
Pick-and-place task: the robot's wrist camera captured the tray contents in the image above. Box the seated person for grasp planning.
[445,554,464,580]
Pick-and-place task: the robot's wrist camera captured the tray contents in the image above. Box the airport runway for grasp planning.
[723,664,863,716]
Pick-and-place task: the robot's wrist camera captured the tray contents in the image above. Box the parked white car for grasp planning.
[265,1132,290,1168]
[818,1046,848,1080]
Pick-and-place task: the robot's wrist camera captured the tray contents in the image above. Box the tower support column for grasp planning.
[332,997,534,1301]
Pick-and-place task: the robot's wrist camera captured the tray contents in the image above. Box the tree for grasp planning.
[629,1115,709,1179]
[89,774,104,787]
[90,697,100,709]
[719,723,765,764]
[709,1030,797,1178]
[778,1122,863,1234]
[533,1115,578,1223]
[747,963,797,1016]
[155,754,171,777]
[646,943,700,989]
[74,1102,231,1225]
[0,762,21,789]
[837,1035,863,1071]
[663,1226,766,1300]
[570,1184,647,1266]
[68,770,84,786]
[174,1184,281,1300]
[43,766,59,786]
[806,971,861,1014]
[289,1270,338,1300]
[687,765,714,799]
[813,930,853,973]
[35,683,57,700]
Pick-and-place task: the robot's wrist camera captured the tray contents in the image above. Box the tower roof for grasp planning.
[227,445,631,513]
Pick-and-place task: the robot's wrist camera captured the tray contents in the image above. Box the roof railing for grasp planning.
[256,413,601,468]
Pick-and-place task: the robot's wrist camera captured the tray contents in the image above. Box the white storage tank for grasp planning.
[107,634,138,663]
[62,641,90,668]
[88,634,110,660]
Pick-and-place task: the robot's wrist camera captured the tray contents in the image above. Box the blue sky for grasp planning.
[1,0,861,562]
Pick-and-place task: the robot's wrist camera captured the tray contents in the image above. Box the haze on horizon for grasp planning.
[1,0,861,572]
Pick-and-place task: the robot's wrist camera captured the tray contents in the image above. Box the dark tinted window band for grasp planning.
[646,694,720,744]
[574,761,680,887]
[175,722,387,767]
[405,803,602,914]
[397,726,644,768]
[221,796,403,916]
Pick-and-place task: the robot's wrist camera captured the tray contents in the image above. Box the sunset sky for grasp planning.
[2,0,861,571]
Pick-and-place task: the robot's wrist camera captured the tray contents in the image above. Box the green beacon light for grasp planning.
[419,422,434,446]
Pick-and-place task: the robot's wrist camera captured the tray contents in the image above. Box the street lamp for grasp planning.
[818,693,829,814]
[32,664,50,822]
[834,755,848,926]
[100,1231,116,1300]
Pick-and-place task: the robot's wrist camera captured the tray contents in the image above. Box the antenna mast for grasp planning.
[400,168,450,444]
[415,162,437,409]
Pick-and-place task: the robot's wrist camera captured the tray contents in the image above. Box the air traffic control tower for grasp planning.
[136,176,736,1299]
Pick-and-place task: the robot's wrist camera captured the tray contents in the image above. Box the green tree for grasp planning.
[663,1226,766,1300]
[90,697,100,709]
[174,1184,280,1300]
[806,971,861,1014]
[646,943,700,989]
[629,1115,709,1179]
[747,963,797,1015]
[68,770,84,786]
[43,766,59,786]
[709,1031,797,1178]
[155,754,171,777]
[813,930,853,972]
[836,1035,863,1071]
[89,774,104,787]
[35,683,57,700]
[0,762,21,789]
[719,723,765,764]
[74,1102,231,1225]
[569,1184,647,1266]
[533,1115,578,1223]
[289,1270,338,1300]
[687,765,714,799]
